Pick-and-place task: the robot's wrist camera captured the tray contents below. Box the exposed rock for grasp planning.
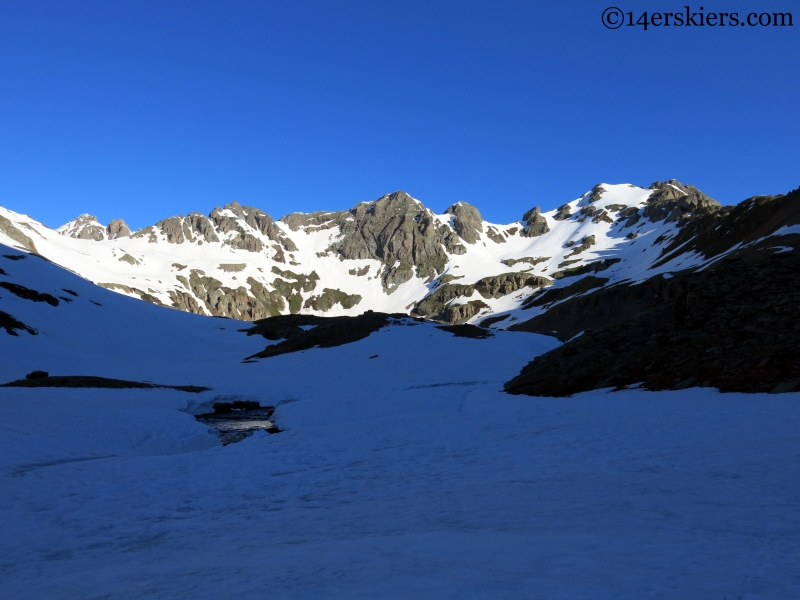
[520,207,550,237]
[436,323,494,338]
[551,258,620,280]
[246,312,409,359]
[435,274,465,286]
[485,226,506,244]
[564,235,596,258]
[329,192,451,292]
[0,215,39,253]
[106,219,131,239]
[439,300,489,324]
[520,275,610,310]
[348,266,370,276]
[0,282,59,306]
[0,310,37,336]
[644,179,720,223]
[587,184,607,203]
[505,236,800,397]
[501,256,549,268]
[578,206,612,224]
[618,206,642,228]
[280,211,346,232]
[59,214,106,240]
[557,259,581,268]
[130,226,158,243]
[1,375,208,392]
[271,266,320,293]
[225,231,263,253]
[553,204,572,221]
[304,288,362,312]
[474,272,552,299]
[445,202,483,244]
[218,263,246,272]
[118,254,138,265]
[414,284,476,318]
[478,313,510,327]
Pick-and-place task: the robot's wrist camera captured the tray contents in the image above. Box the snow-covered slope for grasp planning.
[2,240,800,599]
[0,180,792,327]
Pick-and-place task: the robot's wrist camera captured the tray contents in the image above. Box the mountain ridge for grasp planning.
[2,180,794,330]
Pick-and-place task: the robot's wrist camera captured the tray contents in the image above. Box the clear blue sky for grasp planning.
[1,0,797,229]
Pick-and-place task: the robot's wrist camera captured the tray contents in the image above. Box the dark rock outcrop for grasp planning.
[328,191,454,292]
[0,216,39,254]
[520,207,550,237]
[445,202,484,244]
[474,272,551,299]
[506,188,800,396]
[586,184,607,204]
[246,312,410,359]
[106,219,131,239]
[643,179,720,223]
[0,310,37,336]
[0,282,59,306]
[553,204,572,221]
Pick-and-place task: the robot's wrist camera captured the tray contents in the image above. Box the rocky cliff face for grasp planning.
[58,214,131,241]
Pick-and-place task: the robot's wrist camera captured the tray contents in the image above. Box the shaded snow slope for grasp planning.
[5,181,783,326]
[2,241,800,598]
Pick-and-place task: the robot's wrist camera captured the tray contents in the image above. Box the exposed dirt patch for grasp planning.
[1,375,209,393]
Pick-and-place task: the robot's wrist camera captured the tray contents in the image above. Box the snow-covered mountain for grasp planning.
[2,224,800,599]
[0,180,795,329]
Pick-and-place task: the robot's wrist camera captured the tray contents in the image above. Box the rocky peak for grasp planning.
[329,191,461,292]
[58,214,132,240]
[644,180,720,223]
[106,219,131,239]
[58,214,107,241]
[444,201,483,244]
[520,206,550,237]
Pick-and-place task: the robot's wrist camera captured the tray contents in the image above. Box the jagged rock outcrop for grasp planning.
[564,235,596,258]
[280,211,346,232]
[106,219,131,239]
[60,214,106,241]
[445,202,484,244]
[440,300,489,324]
[501,256,549,267]
[520,207,550,237]
[474,272,552,299]
[328,191,455,292]
[586,184,607,203]
[414,283,476,318]
[303,288,362,312]
[553,204,572,221]
[0,216,38,253]
[644,179,721,223]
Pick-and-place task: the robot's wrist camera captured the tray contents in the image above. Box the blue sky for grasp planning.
[1,1,797,229]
